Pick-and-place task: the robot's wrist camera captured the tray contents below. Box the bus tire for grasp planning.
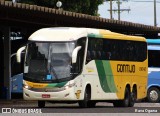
[147,87,160,103]
[129,88,137,107]
[78,88,90,108]
[122,88,130,107]
[38,101,45,108]
[113,88,129,107]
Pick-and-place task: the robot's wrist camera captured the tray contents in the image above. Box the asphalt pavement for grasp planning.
[0,99,160,114]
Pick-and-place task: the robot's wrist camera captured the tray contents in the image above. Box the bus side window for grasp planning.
[74,37,86,73]
[91,50,96,59]
[97,51,101,59]
[102,51,106,60]
[106,52,111,60]
[86,51,91,63]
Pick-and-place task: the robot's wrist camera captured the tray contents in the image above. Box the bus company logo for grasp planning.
[117,64,135,73]
[2,108,11,113]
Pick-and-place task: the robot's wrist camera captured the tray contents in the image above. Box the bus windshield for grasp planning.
[24,41,76,82]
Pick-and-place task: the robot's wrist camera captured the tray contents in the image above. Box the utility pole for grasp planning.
[154,0,157,26]
[108,0,130,20]
[110,0,113,19]
[117,0,121,20]
[126,0,158,26]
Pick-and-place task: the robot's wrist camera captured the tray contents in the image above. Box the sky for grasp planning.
[98,0,160,27]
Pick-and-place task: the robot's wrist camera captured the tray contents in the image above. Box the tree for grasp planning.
[6,0,104,16]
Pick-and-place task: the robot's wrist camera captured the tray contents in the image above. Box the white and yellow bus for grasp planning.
[17,27,148,108]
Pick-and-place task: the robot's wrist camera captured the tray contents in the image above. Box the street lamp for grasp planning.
[56,1,62,10]
[12,0,20,3]
[12,0,16,3]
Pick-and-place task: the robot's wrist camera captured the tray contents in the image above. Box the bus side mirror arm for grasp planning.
[72,46,81,64]
[17,46,26,63]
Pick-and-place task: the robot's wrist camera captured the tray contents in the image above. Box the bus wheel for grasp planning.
[38,101,45,108]
[122,88,130,107]
[129,88,137,107]
[147,87,160,103]
[78,88,90,108]
[114,88,129,107]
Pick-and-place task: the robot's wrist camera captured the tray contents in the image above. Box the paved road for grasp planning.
[0,100,160,114]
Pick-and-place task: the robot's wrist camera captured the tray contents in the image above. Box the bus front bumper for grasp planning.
[23,87,77,101]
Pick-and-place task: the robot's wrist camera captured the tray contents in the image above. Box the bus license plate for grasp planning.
[42,94,50,98]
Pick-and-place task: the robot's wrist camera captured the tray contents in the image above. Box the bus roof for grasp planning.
[147,39,160,44]
[28,27,146,42]
[29,27,88,42]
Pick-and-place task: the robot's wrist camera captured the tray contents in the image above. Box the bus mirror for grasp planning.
[72,46,81,64]
[17,46,26,63]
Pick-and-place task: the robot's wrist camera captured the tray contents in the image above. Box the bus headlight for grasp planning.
[64,83,75,90]
[23,84,31,89]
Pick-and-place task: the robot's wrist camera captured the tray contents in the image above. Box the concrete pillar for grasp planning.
[0,29,4,99]
[3,27,11,100]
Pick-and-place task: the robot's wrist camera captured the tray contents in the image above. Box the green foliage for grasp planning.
[6,0,104,16]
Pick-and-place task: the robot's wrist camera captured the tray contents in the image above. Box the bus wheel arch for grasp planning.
[113,85,130,107]
[147,86,160,103]
[78,84,95,108]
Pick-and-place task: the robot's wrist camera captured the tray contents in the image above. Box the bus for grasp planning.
[16,27,148,108]
[147,39,160,102]
[11,53,23,94]
[11,52,24,94]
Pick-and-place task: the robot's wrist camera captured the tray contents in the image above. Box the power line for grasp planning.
[130,0,158,26]
[106,0,159,26]
[130,0,160,3]
[107,0,130,20]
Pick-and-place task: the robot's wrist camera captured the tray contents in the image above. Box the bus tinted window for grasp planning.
[87,38,147,62]
[148,50,160,67]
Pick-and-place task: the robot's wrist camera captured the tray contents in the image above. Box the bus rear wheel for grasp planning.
[38,101,45,108]
[129,88,137,107]
[147,87,160,103]
[113,88,129,107]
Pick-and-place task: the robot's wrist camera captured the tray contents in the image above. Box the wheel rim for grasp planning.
[150,90,158,101]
